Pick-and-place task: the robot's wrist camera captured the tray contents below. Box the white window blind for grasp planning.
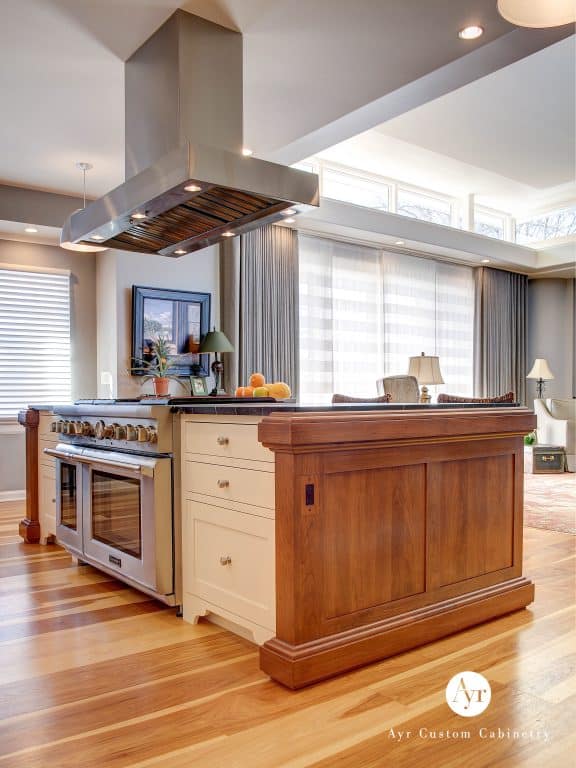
[299,235,475,404]
[0,267,71,419]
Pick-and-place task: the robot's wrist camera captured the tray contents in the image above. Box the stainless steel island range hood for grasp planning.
[62,11,319,256]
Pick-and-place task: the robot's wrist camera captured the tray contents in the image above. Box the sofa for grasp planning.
[533,398,576,472]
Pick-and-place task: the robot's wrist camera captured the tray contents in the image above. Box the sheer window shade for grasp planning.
[299,236,474,404]
[0,267,71,419]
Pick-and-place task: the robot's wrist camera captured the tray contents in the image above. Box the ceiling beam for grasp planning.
[0,185,84,228]
[266,26,573,166]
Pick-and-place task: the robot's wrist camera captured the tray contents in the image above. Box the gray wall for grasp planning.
[527,278,575,402]
[0,239,97,493]
[97,247,220,398]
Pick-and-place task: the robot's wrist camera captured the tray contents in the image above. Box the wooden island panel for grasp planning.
[258,406,536,689]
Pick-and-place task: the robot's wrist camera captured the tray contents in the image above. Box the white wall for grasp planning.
[98,248,220,398]
[0,239,97,493]
[527,278,575,402]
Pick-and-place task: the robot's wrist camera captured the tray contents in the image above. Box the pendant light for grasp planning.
[60,162,108,253]
[497,0,576,28]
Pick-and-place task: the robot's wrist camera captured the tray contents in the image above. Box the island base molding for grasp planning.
[260,576,534,689]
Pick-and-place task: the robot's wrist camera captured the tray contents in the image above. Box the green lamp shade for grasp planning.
[199,329,234,354]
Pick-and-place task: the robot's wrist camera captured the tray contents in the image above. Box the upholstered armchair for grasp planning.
[534,399,575,472]
[376,375,420,403]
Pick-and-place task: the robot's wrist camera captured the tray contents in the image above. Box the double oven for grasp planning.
[47,403,180,607]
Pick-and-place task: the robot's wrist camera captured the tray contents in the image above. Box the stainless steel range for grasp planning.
[46,400,180,608]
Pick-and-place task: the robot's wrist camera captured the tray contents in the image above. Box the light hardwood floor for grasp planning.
[0,500,574,767]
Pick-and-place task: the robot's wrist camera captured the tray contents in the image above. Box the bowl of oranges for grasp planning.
[235,373,292,400]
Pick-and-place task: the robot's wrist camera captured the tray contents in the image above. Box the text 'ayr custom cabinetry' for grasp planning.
[181,415,276,644]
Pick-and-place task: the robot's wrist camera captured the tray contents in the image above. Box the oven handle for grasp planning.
[44,448,154,477]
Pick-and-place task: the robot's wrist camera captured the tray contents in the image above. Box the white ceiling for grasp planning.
[0,0,544,199]
[0,0,571,218]
[318,36,576,215]
[376,35,576,190]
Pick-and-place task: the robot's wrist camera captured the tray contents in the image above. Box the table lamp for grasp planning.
[199,328,234,396]
[408,352,445,404]
[527,358,554,399]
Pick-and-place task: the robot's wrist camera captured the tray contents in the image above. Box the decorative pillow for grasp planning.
[332,393,392,404]
[437,391,515,404]
[549,399,576,421]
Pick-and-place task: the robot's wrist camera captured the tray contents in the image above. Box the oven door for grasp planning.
[54,456,84,555]
[82,450,172,594]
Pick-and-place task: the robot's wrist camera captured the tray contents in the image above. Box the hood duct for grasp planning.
[62,11,319,256]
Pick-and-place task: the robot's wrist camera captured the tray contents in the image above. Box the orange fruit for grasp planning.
[244,386,255,397]
[253,386,270,398]
[249,372,266,388]
[235,386,245,397]
[268,382,291,399]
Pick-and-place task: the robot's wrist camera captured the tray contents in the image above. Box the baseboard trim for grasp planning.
[260,577,535,689]
[0,490,26,502]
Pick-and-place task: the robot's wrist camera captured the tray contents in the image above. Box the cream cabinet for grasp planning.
[38,412,57,544]
[181,415,275,644]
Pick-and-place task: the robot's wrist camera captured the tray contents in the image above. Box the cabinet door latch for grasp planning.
[305,483,315,506]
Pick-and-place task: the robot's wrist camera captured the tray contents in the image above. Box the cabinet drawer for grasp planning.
[184,460,274,510]
[183,500,275,630]
[183,420,273,463]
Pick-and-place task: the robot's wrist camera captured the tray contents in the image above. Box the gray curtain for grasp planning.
[474,267,527,403]
[219,225,299,395]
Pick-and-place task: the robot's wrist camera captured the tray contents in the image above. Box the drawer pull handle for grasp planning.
[219,555,232,566]
[216,436,229,445]
[217,479,230,488]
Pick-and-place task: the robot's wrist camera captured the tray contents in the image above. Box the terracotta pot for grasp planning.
[153,378,170,396]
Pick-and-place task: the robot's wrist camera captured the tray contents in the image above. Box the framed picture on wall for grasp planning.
[131,286,211,377]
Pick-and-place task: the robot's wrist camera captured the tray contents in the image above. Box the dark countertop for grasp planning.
[171,400,521,416]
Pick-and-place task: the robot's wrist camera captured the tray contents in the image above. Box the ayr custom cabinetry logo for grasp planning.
[445,671,492,717]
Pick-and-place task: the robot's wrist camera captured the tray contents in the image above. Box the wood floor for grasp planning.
[0,500,574,767]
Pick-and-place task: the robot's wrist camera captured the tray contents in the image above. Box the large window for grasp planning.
[516,206,576,244]
[474,208,506,240]
[299,236,475,404]
[322,166,390,211]
[396,188,452,226]
[0,266,71,419]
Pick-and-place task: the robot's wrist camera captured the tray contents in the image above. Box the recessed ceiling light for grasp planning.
[131,212,147,220]
[91,234,104,241]
[184,184,201,192]
[283,218,296,224]
[25,227,38,233]
[395,240,405,246]
[174,248,187,255]
[242,148,253,157]
[222,231,234,237]
[458,25,484,39]
[481,259,491,263]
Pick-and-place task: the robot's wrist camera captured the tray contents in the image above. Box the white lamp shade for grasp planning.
[497,0,576,28]
[408,353,445,385]
[527,358,555,380]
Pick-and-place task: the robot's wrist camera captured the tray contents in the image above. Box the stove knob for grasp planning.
[114,424,126,440]
[56,420,64,433]
[62,421,71,435]
[50,421,57,432]
[137,425,150,442]
[82,421,93,437]
[125,424,137,441]
[94,420,106,439]
[73,421,83,435]
[148,428,158,444]
[104,423,116,439]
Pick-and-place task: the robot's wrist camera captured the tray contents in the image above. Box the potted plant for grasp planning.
[130,336,185,397]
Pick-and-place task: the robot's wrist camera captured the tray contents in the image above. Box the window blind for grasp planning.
[299,235,475,404]
[0,267,71,419]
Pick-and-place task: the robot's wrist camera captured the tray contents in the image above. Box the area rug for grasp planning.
[524,472,576,535]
